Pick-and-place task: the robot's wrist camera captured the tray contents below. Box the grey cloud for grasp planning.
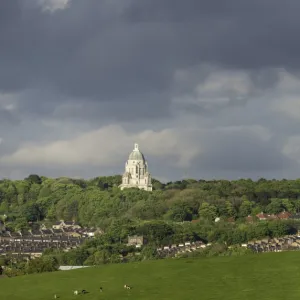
[0,109,20,126]
[1,0,300,180]
[188,131,294,181]
[124,0,300,69]
[51,98,171,122]
[2,0,300,100]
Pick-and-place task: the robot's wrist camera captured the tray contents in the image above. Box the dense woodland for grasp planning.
[1,174,300,228]
[2,174,300,275]
[0,174,300,240]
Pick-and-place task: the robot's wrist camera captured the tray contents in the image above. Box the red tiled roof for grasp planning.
[256,212,267,219]
[191,219,200,223]
[277,211,292,219]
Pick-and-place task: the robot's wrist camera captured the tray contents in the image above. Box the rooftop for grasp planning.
[128,143,145,161]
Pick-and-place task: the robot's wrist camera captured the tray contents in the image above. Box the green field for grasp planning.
[1,252,300,300]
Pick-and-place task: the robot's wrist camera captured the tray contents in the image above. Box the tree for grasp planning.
[152,179,164,190]
[84,250,110,265]
[136,221,174,245]
[25,174,42,185]
[14,217,29,232]
[281,199,295,213]
[266,199,283,214]
[198,202,217,221]
[268,221,290,237]
[25,256,58,274]
[225,200,237,218]
[239,199,253,218]
[166,201,193,222]
[23,203,45,222]
[292,200,300,213]
[140,245,159,260]
[253,222,270,239]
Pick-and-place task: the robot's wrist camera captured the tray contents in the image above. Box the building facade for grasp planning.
[127,235,144,247]
[119,143,153,191]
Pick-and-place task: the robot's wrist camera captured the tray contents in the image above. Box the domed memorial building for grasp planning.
[119,143,153,191]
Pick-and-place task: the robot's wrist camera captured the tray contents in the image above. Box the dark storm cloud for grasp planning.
[124,0,300,69]
[1,0,300,105]
[0,109,20,126]
[1,0,300,180]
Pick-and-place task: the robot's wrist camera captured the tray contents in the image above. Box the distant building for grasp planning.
[277,211,292,219]
[256,211,292,221]
[127,235,144,247]
[52,220,81,230]
[119,143,153,191]
[256,212,268,221]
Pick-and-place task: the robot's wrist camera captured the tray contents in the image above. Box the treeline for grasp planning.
[1,175,300,231]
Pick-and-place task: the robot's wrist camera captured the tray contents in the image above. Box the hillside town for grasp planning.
[0,145,299,275]
[0,209,300,260]
[0,221,100,259]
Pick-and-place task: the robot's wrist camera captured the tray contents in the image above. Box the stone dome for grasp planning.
[128,143,145,161]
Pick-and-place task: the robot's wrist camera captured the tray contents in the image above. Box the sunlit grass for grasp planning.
[1,252,300,300]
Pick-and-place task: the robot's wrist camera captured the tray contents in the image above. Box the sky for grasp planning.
[1,0,300,182]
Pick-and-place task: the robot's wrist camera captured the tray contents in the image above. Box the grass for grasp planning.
[1,252,300,300]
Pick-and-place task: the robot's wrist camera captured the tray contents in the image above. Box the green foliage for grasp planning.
[266,199,284,214]
[58,248,90,266]
[1,175,300,244]
[136,221,175,245]
[165,200,193,222]
[239,198,253,217]
[199,202,217,221]
[14,217,30,231]
[140,245,159,260]
[22,203,45,222]
[25,174,42,185]
[25,255,59,274]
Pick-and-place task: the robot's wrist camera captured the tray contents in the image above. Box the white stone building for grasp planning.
[119,143,153,191]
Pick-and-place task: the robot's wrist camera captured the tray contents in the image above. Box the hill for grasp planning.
[2,175,300,233]
[1,252,300,300]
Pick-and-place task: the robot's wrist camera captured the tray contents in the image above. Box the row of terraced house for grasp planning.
[240,235,300,253]
[0,220,102,259]
[248,211,297,222]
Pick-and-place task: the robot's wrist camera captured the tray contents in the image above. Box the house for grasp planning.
[82,228,103,237]
[63,228,82,237]
[52,221,64,229]
[127,235,144,247]
[267,214,278,220]
[52,220,81,230]
[256,212,268,220]
[277,211,292,220]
